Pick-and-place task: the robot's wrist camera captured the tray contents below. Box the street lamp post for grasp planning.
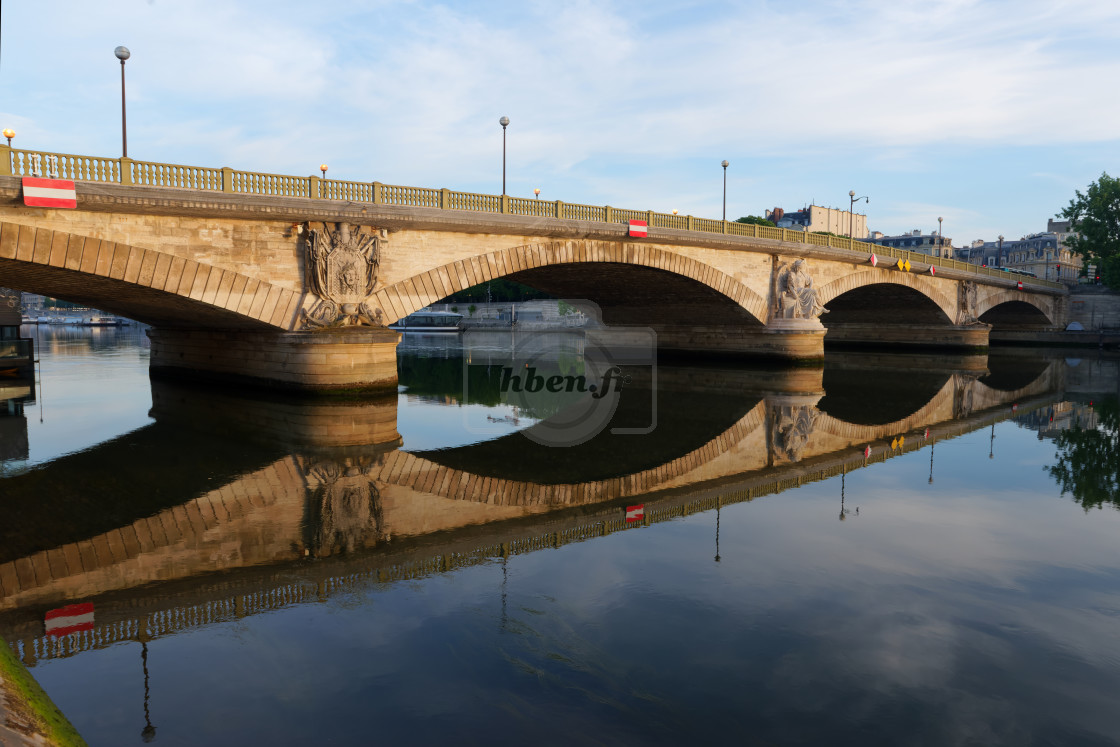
[721,160,729,221]
[2,129,13,147]
[499,116,509,196]
[114,46,131,158]
[938,216,945,259]
[534,188,540,200]
[998,235,1004,268]
[848,190,868,238]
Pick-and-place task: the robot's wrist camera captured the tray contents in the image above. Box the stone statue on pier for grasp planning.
[774,259,828,321]
[953,373,978,419]
[300,222,386,328]
[956,280,981,326]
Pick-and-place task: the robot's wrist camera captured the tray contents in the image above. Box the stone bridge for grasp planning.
[0,146,1067,390]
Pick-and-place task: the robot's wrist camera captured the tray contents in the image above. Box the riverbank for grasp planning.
[0,638,86,746]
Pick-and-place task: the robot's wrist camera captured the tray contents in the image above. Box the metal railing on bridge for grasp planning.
[0,145,1064,291]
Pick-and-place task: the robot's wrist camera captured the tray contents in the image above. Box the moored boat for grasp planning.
[388,310,464,333]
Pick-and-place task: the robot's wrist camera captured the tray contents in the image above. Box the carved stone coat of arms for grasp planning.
[300,222,386,328]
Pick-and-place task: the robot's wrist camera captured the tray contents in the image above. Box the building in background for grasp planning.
[866,229,953,258]
[765,205,868,238]
[963,220,1083,284]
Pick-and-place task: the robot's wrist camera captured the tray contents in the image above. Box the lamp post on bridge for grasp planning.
[499,116,509,196]
[848,190,868,238]
[998,235,1004,268]
[2,129,13,147]
[721,160,729,221]
[938,216,945,260]
[534,188,540,200]
[114,46,131,158]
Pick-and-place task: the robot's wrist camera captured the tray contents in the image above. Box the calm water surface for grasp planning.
[2,326,1120,746]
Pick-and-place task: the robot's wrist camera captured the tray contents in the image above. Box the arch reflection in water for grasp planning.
[0,352,1066,656]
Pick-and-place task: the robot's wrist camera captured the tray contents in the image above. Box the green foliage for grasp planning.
[1047,396,1120,510]
[0,637,88,746]
[467,304,477,317]
[1059,172,1120,288]
[735,215,775,227]
[812,231,841,237]
[557,300,574,316]
[443,279,552,304]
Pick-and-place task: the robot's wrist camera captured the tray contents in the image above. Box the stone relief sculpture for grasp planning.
[769,403,819,463]
[300,222,386,328]
[773,259,828,321]
[300,453,388,557]
[956,280,981,325]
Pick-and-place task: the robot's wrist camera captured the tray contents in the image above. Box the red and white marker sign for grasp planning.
[929,265,936,276]
[864,445,871,458]
[869,253,878,267]
[45,602,94,637]
[628,220,648,238]
[1017,280,1023,290]
[625,504,644,522]
[22,177,77,209]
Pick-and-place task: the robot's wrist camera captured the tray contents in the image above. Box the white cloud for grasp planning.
[3,0,1119,240]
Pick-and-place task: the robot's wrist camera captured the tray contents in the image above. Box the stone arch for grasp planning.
[0,220,300,330]
[369,240,770,325]
[817,270,957,322]
[975,288,1055,325]
[815,380,956,442]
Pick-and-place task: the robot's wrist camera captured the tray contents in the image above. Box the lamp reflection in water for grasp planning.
[929,442,935,484]
[139,635,156,742]
[714,498,722,562]
[989,423,996,459]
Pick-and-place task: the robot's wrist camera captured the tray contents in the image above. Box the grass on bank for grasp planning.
[0,637,87,746]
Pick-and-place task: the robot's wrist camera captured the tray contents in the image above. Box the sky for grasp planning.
[2,0,1119,246]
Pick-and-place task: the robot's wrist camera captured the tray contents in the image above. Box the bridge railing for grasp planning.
[0,144,1064,290]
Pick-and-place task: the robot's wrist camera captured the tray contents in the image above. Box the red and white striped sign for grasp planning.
[22,177,77,209]
[869,253,877,267]
[45,602,94,637]
[625,504,644,522]
[628,220,648,238]
[929,265,936,276]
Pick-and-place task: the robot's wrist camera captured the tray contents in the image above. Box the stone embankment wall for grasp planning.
[1067,286,1120,330]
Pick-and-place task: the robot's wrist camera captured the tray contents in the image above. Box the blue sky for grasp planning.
[3,0,1119,245]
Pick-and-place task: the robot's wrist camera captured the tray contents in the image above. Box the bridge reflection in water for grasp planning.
[0,350,1064,666]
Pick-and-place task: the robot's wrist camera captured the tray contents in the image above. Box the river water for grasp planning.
[2,325,1120,746]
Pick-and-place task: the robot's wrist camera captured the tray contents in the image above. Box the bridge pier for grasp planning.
[823,322,991,350]
[148,327,401,393]
[651,321,826,361]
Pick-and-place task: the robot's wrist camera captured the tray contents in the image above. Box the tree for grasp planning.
[1047,396,1120,511]
[1059,172,1120,289]
[736,215,776,227]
